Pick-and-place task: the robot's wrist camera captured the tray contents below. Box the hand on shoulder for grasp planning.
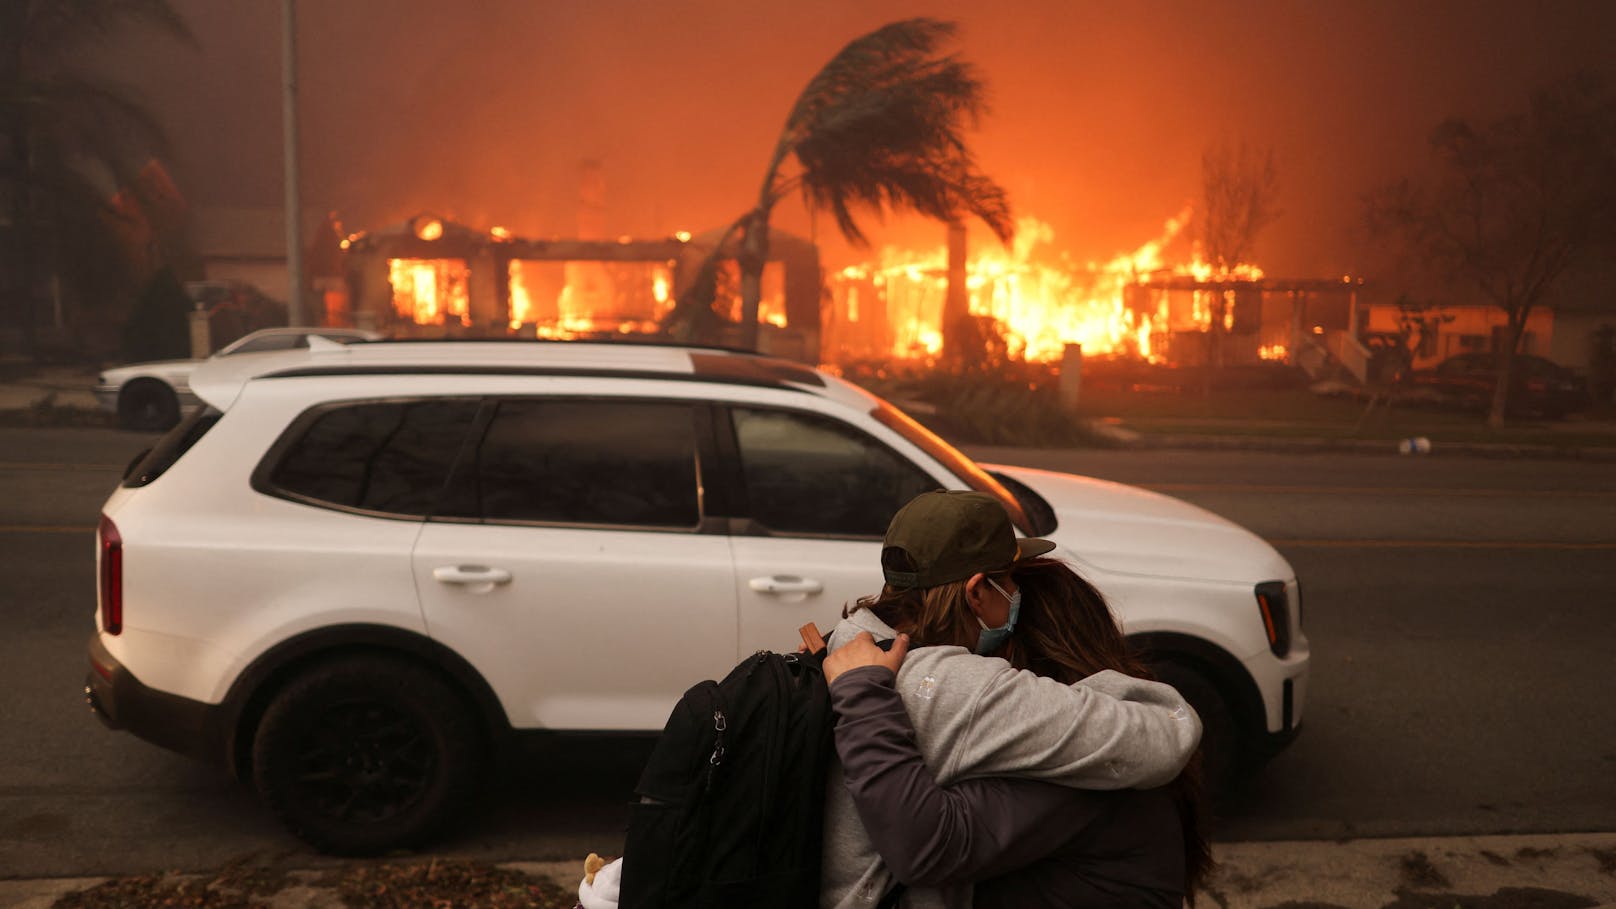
[824,631,909,684]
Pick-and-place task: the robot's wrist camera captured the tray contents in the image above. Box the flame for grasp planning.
[414,217,444,242]
[828,209,1268,365]
[507,258,675,337]
[389,258,470,327]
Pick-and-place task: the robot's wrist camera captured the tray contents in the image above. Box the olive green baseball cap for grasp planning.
[882,490,1057,589]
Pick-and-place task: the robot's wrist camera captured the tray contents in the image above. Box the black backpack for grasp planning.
[618,625,900,908]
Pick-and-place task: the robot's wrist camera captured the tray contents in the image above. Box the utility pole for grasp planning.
[281,0,304,325]
[942,221,968,363]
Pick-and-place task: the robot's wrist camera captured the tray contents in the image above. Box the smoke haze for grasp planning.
[97,0,1616,276]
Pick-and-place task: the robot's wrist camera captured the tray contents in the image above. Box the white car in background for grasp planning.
[87,339,1309,854]
[95,327,383,431]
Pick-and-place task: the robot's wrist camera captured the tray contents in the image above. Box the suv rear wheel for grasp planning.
[251,655,484,855]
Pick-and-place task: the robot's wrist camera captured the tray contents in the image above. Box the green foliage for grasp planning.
[847,360,1092,447]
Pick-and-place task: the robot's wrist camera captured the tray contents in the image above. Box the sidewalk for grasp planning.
[1087,418,1616,461]
[3,832,1613,908]
[0,366,102,413]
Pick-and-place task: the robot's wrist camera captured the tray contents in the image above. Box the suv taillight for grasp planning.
[98,514,122,635]
[1255,581,1290,657]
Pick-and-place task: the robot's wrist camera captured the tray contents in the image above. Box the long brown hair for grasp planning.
[1008,558,1214,903]
[846,555,1215,904]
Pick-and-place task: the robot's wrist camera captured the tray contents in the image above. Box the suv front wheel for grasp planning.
[1149,660,1239,795]
[251,655,485,855]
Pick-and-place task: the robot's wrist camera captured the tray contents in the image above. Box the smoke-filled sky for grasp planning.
[98,0,1616,277]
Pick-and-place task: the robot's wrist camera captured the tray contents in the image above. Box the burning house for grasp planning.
[327,214,825,362]
[823,211,1364,374]
[310,208,1585,388]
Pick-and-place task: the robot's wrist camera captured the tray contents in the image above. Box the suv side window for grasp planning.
[459,398,701,528]
[730,406,935,537]
[264,399,480,517]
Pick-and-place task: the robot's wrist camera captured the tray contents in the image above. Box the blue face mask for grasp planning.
[974,578,1021,655]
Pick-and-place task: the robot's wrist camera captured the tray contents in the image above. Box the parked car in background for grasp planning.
[1407,352,1590,418]
[86,340,1308,854]
[95,327,384,431]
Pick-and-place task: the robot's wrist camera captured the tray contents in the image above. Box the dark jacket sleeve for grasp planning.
[829,665,1112,888]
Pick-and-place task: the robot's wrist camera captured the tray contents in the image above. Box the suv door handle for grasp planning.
[433,565,513,587]
[748,575,823,596]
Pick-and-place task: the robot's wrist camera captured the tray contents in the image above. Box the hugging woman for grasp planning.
[819,490,1211,909]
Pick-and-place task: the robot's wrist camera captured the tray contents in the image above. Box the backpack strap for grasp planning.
[802,622,905,908]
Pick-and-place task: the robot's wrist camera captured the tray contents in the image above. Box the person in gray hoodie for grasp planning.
[818,490,1203,909]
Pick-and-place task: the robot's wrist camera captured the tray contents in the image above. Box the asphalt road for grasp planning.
[1,428,1613,878]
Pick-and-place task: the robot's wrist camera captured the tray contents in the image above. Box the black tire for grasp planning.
[251,655,485,855]
[1150,661,1240,797]
[117,379,180,431]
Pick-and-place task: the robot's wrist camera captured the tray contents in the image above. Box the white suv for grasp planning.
[87,340,1309,854]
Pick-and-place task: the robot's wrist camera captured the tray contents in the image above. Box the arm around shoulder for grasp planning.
[942,662,1201,789]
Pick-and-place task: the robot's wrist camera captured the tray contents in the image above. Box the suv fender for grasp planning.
[219,624,510,781]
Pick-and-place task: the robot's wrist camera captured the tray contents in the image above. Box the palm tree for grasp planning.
[1,0,194,354]
[727,18,1014,351]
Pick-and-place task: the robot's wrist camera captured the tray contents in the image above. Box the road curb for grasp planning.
[4,834,1613,908]
[1125,431,1616,462]
[1208,831,1616,908]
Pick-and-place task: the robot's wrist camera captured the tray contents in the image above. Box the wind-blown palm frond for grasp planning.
[730,18,1012,350]
[764,17,1012,245]
[16,0,197,63]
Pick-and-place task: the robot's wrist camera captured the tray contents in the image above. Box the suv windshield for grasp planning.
[868,398,1039,535]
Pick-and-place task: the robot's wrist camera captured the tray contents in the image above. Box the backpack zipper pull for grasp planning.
[709,709,727,767]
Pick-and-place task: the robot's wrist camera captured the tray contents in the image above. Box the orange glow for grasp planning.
[508,260,534,329]
[506,258,675,336]
[414,217,444,242]
[1259,343,1289,360]
[388,258,470,326]
[829,210,1267,365]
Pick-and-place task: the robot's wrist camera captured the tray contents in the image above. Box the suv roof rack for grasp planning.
[188,339,827,410]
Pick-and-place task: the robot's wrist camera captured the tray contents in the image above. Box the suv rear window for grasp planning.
[260,399,480,517]
[123,406,223,488]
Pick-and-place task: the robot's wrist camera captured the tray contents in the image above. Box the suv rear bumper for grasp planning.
[85,634,228,767]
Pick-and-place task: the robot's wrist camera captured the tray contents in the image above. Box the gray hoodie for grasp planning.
[819,609,1202,909]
